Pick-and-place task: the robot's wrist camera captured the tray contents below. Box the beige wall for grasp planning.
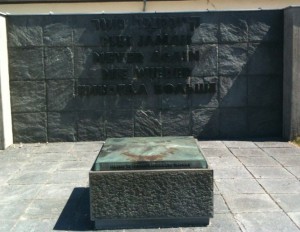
[0,0,300,14]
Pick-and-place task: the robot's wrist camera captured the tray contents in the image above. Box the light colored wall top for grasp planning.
[0,0,300,14]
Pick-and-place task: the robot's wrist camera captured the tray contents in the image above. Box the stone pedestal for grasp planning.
[89,137,213,230]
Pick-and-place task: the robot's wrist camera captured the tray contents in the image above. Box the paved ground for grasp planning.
[0,140,300,232]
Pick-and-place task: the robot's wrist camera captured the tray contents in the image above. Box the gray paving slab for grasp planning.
[263,147,300,156]
[11,219,57,232]
[201,148,233,157]
[258,178,300,194]
[0,200,31,219]
[8,171,52,185]
[197,140,227,149]
[215,178,265,194]
[206,155,243,168]
[254,141,296,148]
[181,213,241,232]
[36,184,85,200]
[214,166,253,179]
[247,167,296,179]
[0,220,17,232]
[230,148,267,157]
[288,212,300,228]
[48,170,89,184]
[286,166,300,178]
[214,194,230,214]
[20,161,59,172]
[223,141,257,148]
[57,161,93,171]
[273,155,300,166]
[0,184,42,203]
[222,193,281,213]
[271,194,300,212]
[237,155,280,166]
[234,212,299,232]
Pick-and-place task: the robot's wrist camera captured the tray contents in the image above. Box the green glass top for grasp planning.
[92,136,207,171]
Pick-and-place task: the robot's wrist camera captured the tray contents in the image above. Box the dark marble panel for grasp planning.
[10,81,46,113]
[105,110,134,138]
[134,110,161,137]
[12,112,47,143]
[161,110,190,136]
[78,111,105,141]
[220,108,248,138]
[48,112,77,142]
[9,47,44,80]
[191,108,219,139]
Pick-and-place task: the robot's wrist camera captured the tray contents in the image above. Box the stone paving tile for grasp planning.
[263,147,300,156]
[8,171,52,185]
[272,155,300,166]
[246,167,296,179]
[237,155,280,166]
[286,166,300,178]
[258,179,300,194]
[271,194,300,212]
[36,184,85,200]
[201,148,233,157]
[206,155,243,168]
[288,212,300,228]
[230,148,267,157]
[214,166,253,179]
[222,194,281,213]
[22,199,70,219]
[215,178,265,194]
[11,219,57,232]
[48,170,89,184]
[0,220,17,232]
[0,184,42,203]
[0,200,31,219]
[223,141,258,148]
[197,141,227,149]
[30,152,78,162]
[234,212,299,232]
[20,161,59,172]
[182,213,241,232]
[254,141,296,148]
[70,141,103,152]
[214,194,230,214]
[57,161,93,171]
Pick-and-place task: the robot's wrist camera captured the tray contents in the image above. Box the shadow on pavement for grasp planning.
[54,187,94,231]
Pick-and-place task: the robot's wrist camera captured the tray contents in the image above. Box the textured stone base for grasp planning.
[90,169,213,230]
[95,217,210,230]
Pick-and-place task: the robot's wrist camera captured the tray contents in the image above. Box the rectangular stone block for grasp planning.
[90,137,213,229]
[134,110,161,137]
[78,111,105,141]
[162,110,190,136]
[12,112,47,143]
[48,112,77,142]
[9,47,44,80]
[105,110,134,138]
[10,81,46,113]
[218,43,248,76]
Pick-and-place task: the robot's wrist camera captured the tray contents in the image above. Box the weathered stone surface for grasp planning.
[191,44,217,76]
[248,43,283,75]
[77,96,105,111]
[220,108,248,138]
[9,48,44,80]
[134,110,161,136]
[162,94,189,109]
[248,11,283,42]
[47,80,76,111]
[220,75,247,107]
[248,75,282,107]
[105,95,133,109]
[7,16,43,47]
[90,170,213,219]
[162,110,190,136]
[10,81,46,113]
[191,76,218,107]
[12,113,46,143]
[73,15,103,46]
[48,112,77,142]
[220,12,248,42]
[105,110,133,137]
[191,13,218,43]
[43,15,73,46]
[219,43,248,75]
[45,47,74,79]
[134,95,161,109]
[192,108,219,139]
[248,108,282,138]
[78,111,105,141]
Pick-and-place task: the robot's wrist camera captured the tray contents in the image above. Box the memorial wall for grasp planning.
[7,10,283,142]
